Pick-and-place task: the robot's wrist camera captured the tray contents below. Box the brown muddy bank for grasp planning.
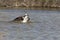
[0,0,60,8]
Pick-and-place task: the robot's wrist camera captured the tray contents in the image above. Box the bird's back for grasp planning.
[13,16,23,21]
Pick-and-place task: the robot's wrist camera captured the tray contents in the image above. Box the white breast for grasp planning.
[22,16,28,23]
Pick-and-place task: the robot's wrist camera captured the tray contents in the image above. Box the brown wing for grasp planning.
[13,16,23,21]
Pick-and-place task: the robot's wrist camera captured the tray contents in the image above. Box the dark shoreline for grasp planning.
[0,7,60,10]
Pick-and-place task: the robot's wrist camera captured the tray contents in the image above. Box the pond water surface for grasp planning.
[0,9,60,40]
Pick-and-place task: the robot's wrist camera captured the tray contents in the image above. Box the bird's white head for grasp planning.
[24,13,28,16]
[22,13,29,23]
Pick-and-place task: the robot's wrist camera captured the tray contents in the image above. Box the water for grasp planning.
[0,9,60,40]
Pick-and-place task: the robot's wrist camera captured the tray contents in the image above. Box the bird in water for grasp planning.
[12,14,30,23]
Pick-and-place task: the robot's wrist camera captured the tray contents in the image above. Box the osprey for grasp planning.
[13,14,30,23]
